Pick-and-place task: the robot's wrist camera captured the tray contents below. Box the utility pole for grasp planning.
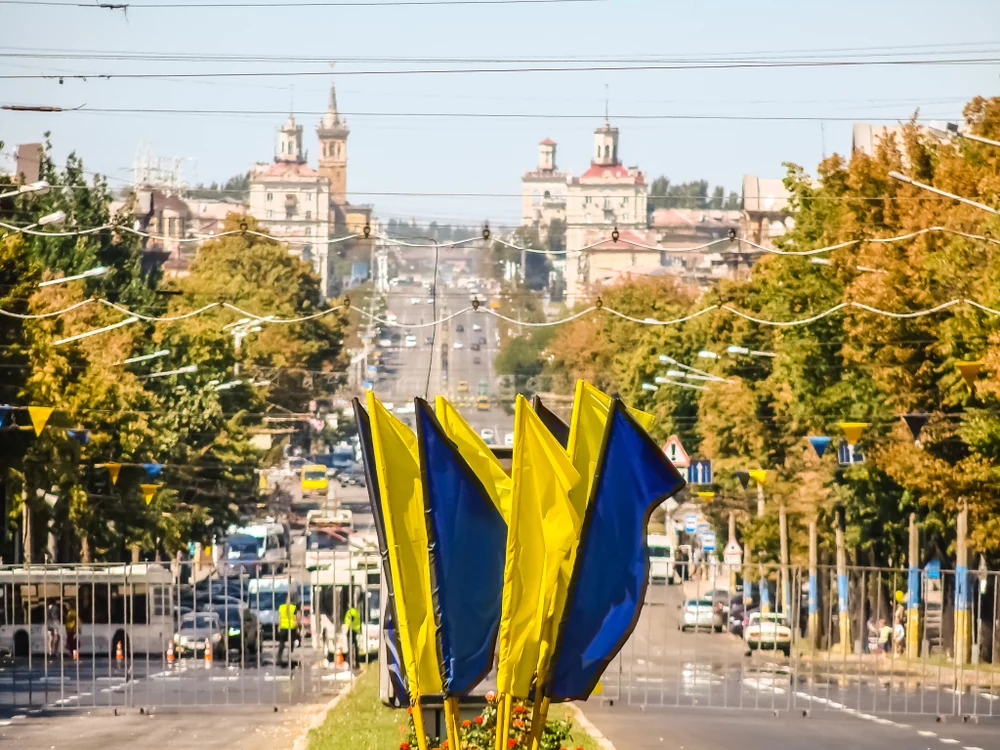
[954,500,971,665]
[906,512,921,660]
[835,509,851,653]
[808,518,819,648]
[779,502,790,616]
[728,511,737,594]
[756,482,765,518]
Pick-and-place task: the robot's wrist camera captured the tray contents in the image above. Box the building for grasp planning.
[651,207,741,280]
[316,85,373,237]
[521,139,569,233]
[740,175,792,253]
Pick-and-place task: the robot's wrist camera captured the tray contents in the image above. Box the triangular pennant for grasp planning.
[839,422,868,446]
[748,469,767,486]
[808,436,831,458]
[28,406,54,436]
[66,429,90,445]
[140,483,160,504]
[0,406,11,428]
[696,491,715,501]
[902,413,929,444]
[532,395,570,449]
[956,360,982,389]
[105,462,122,485]
[735,470,750,490]
[143,463,163,477]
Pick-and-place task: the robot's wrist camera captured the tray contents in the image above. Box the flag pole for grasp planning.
[527,694,550,750]
[411,694,430,750]
[444,695,462,750]
[494,692,511,750]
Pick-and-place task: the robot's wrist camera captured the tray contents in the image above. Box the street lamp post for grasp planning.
[0,180,51,199]
[888,171,998,216]
[927,121,1000,149]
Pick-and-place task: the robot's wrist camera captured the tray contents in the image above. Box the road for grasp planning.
[579,580,1000,749]
[373,283,512,444]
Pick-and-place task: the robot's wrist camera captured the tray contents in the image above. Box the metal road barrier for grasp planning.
[0,554,379,711]
[595,563,1000,718]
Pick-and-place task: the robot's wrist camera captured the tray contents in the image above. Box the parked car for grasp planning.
[679,597,722,632]
[480,428,496,444]
[455,324,465,333]
[470,343,480,351]
[174,612,223,657]
[203,604,259,660]
[744,611,792,656]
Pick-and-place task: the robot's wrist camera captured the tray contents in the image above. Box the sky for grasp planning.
[2,0,999,228]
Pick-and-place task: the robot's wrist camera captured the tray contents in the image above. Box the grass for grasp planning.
[308,668,604,750]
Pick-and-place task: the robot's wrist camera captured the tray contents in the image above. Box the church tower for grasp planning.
[593,117,619,167]
[317,81,349,205]
[278,114,304,163]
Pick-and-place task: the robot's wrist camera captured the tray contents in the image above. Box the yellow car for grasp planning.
[476,396,490,412]
[458,380,470,393]
[301,464,329,495]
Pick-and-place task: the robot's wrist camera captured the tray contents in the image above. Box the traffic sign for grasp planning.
[926,560,941,579]
[837,439,865,466]
[663,435,690,468]
[696,521,710,535]
[702,531,716,552]
[684,513,697,533]
[686,459,713,485]
[724,539,742,566]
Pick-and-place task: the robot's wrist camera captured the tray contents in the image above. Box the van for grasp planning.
[647,533,676,584]
[237,523,288,575]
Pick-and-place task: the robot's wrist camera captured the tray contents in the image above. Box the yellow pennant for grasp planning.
[27,406,54,436]
[697,491,715,501]
[839,422,869,446]
[105,463,122,485]
[748,469,767,486]
[258,471,267,490]
[140,483,160,505]
[956,360,983,389]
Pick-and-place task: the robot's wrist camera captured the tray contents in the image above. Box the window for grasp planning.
[621,197,629,206]
[543,190,551,199]
[305,210,312,220]
[286,208,294,220]
[604,144,610,159]
[267,193,273,202]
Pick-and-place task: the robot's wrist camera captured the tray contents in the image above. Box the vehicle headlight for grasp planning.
[228,627,241,637]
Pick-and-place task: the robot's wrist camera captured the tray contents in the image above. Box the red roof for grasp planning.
[580,162,644,184]
[589,229,650,250]
[539,138,556,146]
[263,161,318,178]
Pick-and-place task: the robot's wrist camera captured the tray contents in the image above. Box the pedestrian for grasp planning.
[46,600,62,656]
[344,603,361,667]
[877,618,892,655]
[276,593,299,668]
[64,603,78,655]
[893,618,905,656]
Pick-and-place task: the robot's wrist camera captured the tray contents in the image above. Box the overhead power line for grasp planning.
[0,0,605,7]
[2,56,998,80]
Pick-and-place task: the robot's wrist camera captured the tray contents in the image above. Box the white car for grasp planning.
[405,335,417,348]
[743,611,792,656]
[480,428,496,444]
[410,297,422,305]
[472,324,482,332]
[503,432,514,447]
[679,598,721,632]
[378,337,392,347]
[453,341,463,349]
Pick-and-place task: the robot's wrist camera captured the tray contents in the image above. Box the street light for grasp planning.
[38,265,108,287]
[116,349,170,365]
[641,382,658,392]
[139,364,198,379]
[927,121,1000,149]
[888,171,998,216]
[0,180,51,199]
[54,315,139,346]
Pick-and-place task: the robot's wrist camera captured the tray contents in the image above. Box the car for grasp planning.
[458,380,470,393]
[455,324,465,333]
[472,324,482,332]
[504,432,514,447]
[424,336,434,345]
[453,341,463,349]
[426,298,434,304]
[480,428,496,444]
[647,533,675,584]
[174,612,224,657]
[405,335,417,348]
[744,611,792,656]
[470,343,480,351]
[479,336,488,346]
[476,396,490,411]
[410,297,422,305]
[679,598,721,632]
[378,337,392,347]
[473,356,482,365]
[203,604,259,660]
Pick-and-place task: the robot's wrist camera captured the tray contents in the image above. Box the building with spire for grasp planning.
[249,81,373,297]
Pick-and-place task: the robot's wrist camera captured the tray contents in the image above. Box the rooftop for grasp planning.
[578,162,644,184]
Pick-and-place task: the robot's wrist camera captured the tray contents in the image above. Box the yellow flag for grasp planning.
[435,395,511,522]
[496,395,581,699]
[366,392,443,697]
[956,360,983,389]
[140,483,160,504]
[105,463,122,485]
[748,469,767,485]
[839,422,868,446]
[28,406,54,437]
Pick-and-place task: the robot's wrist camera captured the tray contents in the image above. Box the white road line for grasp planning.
[964,745,985,749]
[939,740,959,745]
[918,730,937,737]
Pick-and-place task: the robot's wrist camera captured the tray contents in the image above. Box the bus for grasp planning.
[0,564,174,657]
[647,533,676,585]
[310,555,381,660]
[301,464,329,495]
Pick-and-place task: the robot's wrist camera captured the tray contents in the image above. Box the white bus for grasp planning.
[647,533,677,585]
[310,555,381,660]
[0,564,174,657]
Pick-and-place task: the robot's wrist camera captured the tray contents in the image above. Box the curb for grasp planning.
[564,702,618,750]
[291,670,359,750]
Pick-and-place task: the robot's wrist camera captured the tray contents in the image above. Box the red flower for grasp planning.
[507,740,517,748]
[442,742,449,749]
[486,691,497,702]
[400,744,411,750]
[474,716,484,725]
[513,705,526,715]
[462,720,471,728]
[408,706,413,715]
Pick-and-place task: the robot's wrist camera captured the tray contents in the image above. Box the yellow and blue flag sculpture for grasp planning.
[546,399,685,700]
[530,394,569,448]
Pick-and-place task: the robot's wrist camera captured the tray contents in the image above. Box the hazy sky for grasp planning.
[2,0,998,227]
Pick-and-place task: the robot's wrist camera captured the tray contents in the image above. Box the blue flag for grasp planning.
[531,395,569,448]
[416,399,507,695]
[143,463,163,477]
[66,429,90,445]
[0,406,11,428]
[546,399,685,701]
[808,436,831,458]
[353,398,409,706]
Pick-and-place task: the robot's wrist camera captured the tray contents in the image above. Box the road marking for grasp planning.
[964,746,985,750]
[938,740,959,745]
[918,730,937,737]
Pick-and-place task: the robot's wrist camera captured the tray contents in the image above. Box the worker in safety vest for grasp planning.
[276,594,299,668]
[344,605,361,667]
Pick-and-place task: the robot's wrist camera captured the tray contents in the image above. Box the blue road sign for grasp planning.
[837,439,865,466]
[697,522,710,535]
[686,459,713,485]
[702,531,716,552]
[362,380,374,390]
[926,560,941,580]
[684,513,697,533]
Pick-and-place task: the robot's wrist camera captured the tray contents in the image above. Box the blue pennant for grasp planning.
[66,429,91,445]
[143,463,163,477]
[808,436,831,458]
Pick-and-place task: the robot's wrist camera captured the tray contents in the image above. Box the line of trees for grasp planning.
[647,176,741,214]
